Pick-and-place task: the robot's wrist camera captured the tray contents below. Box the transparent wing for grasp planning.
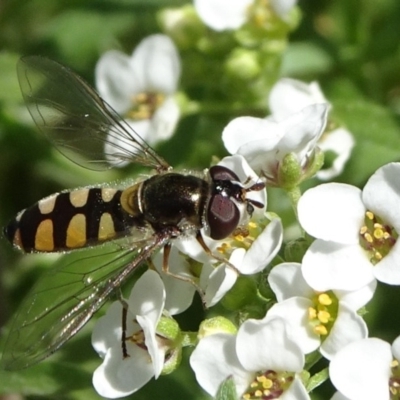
[2,236,167,370]
[17,56,171,172]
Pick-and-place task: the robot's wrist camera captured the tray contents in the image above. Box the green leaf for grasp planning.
[333,98,400,185]
[0,359,92,396]
[0,52,21,104]
[281,42,335,76]
[42,10,133,69]
[216,376,238,400]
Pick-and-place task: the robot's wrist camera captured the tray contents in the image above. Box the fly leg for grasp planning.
[195,231,240,275]
[160,242,207,306]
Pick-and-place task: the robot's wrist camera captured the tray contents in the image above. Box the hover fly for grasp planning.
[1,56,265,370]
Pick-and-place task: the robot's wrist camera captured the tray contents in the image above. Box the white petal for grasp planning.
[137,314,165,379]
[392,335,400,360]
[334,280,377,311]
[205,257,240,307]
[127,270,165,327]
[330,338,392,400]
[153,247,196,315]
[130,34,180,94]
[330,392,351,400]
[264,298,320,354]
[269,79,327,120]
[95,50,137,113]
[222,116,283,155]
[148,97,180,144]
[320,302,368,360]
[190,333,252,397]
[92,301,124,358]
[277,104,328,162]
[362,163,400,230]
[193,0,253,31]
[268,262,314,300]
[239,218,283,274]
[93,343,154,398]
[281,376,310,400]
[237,318,304,372]
[302,241,375,291]
[316,128,355,181]
[373,241,400,284]
[298,183,365,244]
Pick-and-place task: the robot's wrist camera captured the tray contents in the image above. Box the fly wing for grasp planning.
[17,56,171,172]
[1,236,167,370]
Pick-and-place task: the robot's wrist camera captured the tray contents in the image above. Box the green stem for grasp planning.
[284,185,302,220]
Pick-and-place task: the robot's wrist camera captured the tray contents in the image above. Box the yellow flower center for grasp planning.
[308,291,338,338]
[242,370,295,399]
[216,218,267,257]
[359,211,398,265]
[126,91,165,120]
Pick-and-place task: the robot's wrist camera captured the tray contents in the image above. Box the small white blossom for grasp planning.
[92,270,167,398]
[222,104,328,185]
[193,0,297,31]
[330,337,400,400]
[298,163,400,291]
[267,262,375,359]
[190,318,309,399]
[95,34,181,166]
[268,78,354,180]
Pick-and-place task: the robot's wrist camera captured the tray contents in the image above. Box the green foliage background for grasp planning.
[0,0,400,399]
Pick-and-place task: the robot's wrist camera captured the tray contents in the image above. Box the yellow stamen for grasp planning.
[317,310,331,324]
[308,307,317,319]
[366,211,374,219]
[364,233,373,243]
[318,293,332,306]
[314,325,328,335]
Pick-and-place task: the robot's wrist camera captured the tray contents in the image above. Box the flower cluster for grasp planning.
[87,23,400,399]
[61,6,398,400]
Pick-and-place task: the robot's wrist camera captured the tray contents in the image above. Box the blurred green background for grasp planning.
[1,0,400,399]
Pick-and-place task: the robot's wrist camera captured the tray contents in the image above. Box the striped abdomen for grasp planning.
[4,187,140,253]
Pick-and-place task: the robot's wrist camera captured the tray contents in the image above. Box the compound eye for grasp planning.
[209,165,240,182]
[207,194,240,240]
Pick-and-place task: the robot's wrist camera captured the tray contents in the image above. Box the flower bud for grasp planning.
[198,316,237,339]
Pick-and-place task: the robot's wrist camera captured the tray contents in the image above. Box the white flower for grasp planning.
[190,317,309,399]
[222,104,328,185]
[298,162,400,291]
[95,34,181,165]
[193,0,297,31]
[267,262,375,359]
[268,78,354,180]
[92,270,169,398]
[330,336,400,400]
